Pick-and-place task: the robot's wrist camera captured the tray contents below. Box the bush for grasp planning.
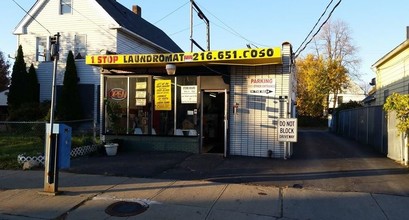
[298,116,328,128]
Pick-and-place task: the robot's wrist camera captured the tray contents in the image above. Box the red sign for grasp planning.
[109,88,127,100]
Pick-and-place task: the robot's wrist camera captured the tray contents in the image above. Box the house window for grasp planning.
[74,35,86,59]
[60,0,72,15]
[36,37,47,62]
[337,95,343,107]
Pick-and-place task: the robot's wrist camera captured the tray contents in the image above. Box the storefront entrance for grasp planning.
[201,90,228,155]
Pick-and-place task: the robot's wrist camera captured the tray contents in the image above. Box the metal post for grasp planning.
[174,77,177,135]
[224,89,228,157]
[42,32,60,195]
[190,0,193,52]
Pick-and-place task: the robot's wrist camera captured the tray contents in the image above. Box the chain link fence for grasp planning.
[0,119,100,168]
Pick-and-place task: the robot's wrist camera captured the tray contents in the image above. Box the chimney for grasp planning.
[132,5,141,17]
[406,26,409,40]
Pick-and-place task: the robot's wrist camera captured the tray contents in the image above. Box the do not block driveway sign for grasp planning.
[278,118,297,142]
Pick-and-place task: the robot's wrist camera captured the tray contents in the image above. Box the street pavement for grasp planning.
[2,170,409,220]
[2,130,409,219]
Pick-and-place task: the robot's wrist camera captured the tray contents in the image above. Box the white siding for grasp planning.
[0,90,8,106]
[375,46,409,105]
[229,65,290,158]
[37,62,54,101]
[76,61,100,84]
[16,0,118,65]
[15,0,170,128]
[36,61,99,102]
[117,32,161,54]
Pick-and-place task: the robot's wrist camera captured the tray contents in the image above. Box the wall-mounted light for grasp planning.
[166,64,176,75]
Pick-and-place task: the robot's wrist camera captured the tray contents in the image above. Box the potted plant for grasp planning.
[106,99,122,134]
[104,142,119,156]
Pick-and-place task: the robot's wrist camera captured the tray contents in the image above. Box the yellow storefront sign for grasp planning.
[154,80,172,111]
[86,47,282,68]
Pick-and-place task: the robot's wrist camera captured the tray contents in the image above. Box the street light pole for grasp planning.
[42,32,60,195]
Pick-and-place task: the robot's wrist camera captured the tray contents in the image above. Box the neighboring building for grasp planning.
[0,89,8,120]
[328,78,366,110]
[13,0,182,127]
[372,27,409,105]
[371,27,409,164]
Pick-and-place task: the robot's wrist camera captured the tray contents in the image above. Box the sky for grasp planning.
[1,0,409,91]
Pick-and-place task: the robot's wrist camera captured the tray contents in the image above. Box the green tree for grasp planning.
[56,50,82,120]
[384,93,409,138]
[27,64,39,103]
[0,51,10,91]
[8,45,28,108]
[296,54,328,117]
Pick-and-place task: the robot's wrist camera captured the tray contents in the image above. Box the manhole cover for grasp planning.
[293,184,303,189]
[105,201,149,217]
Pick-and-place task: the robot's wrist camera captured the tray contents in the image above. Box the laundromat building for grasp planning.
[85,42,296,158]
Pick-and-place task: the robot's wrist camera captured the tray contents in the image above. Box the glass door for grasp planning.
[201,90,228,156]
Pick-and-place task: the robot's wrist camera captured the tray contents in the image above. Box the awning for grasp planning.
[85,47,282,70]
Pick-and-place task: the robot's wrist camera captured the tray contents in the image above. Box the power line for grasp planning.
[294,0,334,55]
[12,0,51,35]
[195,1,268,48]
[169,23,204,36]
[154,1,189,24]
[294,0,342,59]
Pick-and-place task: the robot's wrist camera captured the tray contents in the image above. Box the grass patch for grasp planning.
[0,135,43,169]
[0,134,101,169]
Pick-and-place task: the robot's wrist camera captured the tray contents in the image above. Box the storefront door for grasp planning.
[201,90,228,156]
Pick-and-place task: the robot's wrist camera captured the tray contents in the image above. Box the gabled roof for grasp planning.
[95,0,183,53]
[14,0,183,53]
[372,39,409,69]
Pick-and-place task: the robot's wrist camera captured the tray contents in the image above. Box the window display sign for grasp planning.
[181,86,197,104]
[155,80,172,111]
[136,82,147,89]
[247,76,275,96]
[135,81,147,106]
[108,88,127,100]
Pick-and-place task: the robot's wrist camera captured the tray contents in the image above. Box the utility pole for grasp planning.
[190,0,210,52]
[42,32,60,195]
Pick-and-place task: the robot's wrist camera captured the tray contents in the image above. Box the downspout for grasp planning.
[100,71,105,142]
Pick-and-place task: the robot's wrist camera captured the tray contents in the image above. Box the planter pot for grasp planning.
[104,143,119,156]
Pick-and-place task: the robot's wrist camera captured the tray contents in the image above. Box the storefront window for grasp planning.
[129,77,151,134]
[152,76,198,136]
[105,77,127,134]
[104,75,198,136]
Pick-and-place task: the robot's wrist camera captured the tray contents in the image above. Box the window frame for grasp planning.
[74,34,87,59]
[36,36,48,62]
[60,0,72,15]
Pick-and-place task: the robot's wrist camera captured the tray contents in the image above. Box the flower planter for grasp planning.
[104,143,119,156]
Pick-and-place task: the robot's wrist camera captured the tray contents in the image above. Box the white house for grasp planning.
[371,27,409,164]
[13,0,182,127]
[328,78,366,109]
[0,89,8,120]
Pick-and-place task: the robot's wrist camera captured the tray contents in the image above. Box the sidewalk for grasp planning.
[1,170,409,219]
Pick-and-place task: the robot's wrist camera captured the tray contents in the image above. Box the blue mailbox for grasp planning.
[46,123,72,169]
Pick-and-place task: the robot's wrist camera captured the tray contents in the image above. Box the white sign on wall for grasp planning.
[247,76,275,96]
[181,86,197,104]
[278,118,297,142]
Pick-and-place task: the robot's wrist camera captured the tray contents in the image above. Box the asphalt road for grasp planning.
[68,130,409,196]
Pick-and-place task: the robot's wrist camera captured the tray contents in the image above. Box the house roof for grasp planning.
[14,0,183,53]
[95,0,183,53]
[372,39,409,69]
